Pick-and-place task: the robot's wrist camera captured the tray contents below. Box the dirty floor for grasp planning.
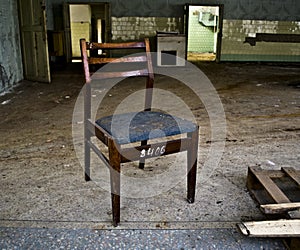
[0,62,299,248]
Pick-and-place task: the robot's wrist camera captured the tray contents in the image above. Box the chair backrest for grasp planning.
[80,38,154,111]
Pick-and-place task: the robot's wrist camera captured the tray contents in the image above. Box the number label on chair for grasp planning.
[140,146,166,158]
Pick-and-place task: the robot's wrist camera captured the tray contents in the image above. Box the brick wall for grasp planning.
[221,20,300,61]
[111,17,182,42]
[110,16,300,62]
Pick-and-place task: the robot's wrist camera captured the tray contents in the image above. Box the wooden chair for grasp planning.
[80,38,199,226]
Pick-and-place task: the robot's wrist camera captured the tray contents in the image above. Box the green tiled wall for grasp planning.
[187,12,215,53]
[221,20,300,62]
[110,17,299,62]
[111,17,181,42]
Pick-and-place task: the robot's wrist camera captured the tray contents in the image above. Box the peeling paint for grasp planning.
[0,65,9,91]
[0,0,23,94]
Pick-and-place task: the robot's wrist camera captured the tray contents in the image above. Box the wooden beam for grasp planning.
[88,41,146,50]
[88,56,147,64]
[261,203,300,214]
[248,167,291,204]
[92,69,149,80]
[238,219,300,237]
[282,167,300,187]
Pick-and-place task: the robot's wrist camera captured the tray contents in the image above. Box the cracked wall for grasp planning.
[0,0,23,94]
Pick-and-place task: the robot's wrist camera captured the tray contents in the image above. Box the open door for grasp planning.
[18,0,51,82]
[185,4,223,62]
[63,3,111,63]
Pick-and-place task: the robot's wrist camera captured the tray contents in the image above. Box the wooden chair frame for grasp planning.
[80,38,199,226]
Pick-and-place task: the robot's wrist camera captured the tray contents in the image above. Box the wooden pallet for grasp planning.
[243,166,300,249]
[247,166,300,213]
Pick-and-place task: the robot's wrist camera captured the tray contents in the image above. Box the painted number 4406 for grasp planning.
[140,146,166,158]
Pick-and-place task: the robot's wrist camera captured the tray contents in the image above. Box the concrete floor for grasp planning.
[0,61,299,248]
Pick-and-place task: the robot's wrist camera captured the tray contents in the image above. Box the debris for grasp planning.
[261,202,300,214]
[238,219,300,237]
[94,89,104,93]
[65,95,70,99]
[266,160,275,166]
[244,166,300,248]
[1,99,11,105]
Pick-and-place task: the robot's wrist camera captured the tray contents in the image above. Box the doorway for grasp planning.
[185,4,223,62]
[69,5,91,61]
[64,3,111,63]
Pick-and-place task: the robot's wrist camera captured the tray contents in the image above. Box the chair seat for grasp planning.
[96,111,197,144]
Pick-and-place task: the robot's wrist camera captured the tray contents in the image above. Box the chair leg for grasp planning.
[84,82,92,181]
[84,136,91,181]
[138,140,147,169]
[187,128,199,203]
[108,140,121,226]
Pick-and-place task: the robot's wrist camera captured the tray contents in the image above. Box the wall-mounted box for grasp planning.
[157,33,186,66]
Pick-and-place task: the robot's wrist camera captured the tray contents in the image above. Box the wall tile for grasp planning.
[221,19,300,61]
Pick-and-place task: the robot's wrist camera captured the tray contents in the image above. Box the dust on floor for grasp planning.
[0,62,299,229]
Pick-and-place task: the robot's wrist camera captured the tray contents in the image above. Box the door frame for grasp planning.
[184,4,224,62]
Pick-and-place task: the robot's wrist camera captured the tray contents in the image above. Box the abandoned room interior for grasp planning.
[0,0,299,248]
